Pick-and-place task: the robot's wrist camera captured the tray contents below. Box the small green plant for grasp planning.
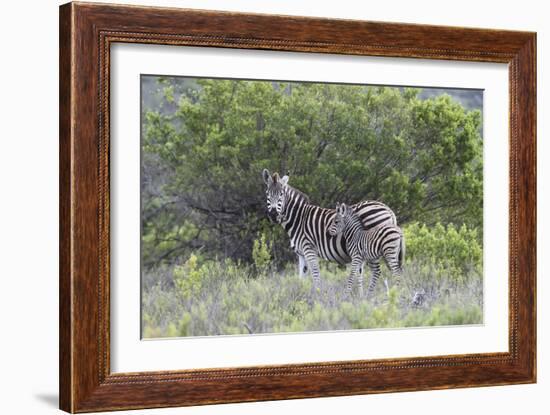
[252,232,272,274]
[177,313,192,336]
[173,254,203,299]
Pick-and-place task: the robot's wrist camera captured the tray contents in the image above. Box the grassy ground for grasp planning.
[141,258,483,338]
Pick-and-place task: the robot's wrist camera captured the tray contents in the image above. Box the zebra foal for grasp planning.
[328,202,405,297]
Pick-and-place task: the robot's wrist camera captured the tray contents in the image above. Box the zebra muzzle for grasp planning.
[266,209,278,223]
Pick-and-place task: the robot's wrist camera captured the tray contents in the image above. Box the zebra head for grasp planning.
[262,169,289,223]
[328,203,349,236]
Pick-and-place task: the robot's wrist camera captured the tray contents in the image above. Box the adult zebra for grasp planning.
[262,169,397,288]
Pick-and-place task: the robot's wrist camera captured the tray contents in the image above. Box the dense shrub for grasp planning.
[404,222,482,283]
[142,78,482,266]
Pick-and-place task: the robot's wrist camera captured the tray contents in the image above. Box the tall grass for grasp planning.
[142,257,482,338]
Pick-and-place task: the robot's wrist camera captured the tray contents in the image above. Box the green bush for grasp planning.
[404,222,482,283]
[252,232,272,274]
[142,78,483,266]
[173,254,203,299]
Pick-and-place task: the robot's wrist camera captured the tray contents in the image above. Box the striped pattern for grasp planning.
[263,169,397,288]
[328,202,404,297]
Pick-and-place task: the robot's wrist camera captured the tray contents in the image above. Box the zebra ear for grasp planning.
[262,169,272,185]
[280,175,289,186]
[338,203,348,215]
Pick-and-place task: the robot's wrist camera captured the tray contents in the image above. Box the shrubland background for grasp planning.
[141,76,483,337]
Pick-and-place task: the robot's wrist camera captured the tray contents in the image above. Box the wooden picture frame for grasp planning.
[59,2,536,412]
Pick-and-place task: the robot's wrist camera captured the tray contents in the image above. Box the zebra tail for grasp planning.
[398,232,405,270]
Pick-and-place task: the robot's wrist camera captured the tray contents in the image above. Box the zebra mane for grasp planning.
[286,184,311,204]
[345,206,362,223]
[352,205,372,229]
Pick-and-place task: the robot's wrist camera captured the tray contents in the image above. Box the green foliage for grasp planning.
[141,78,483,265]
[142,253,482,337]
[173,254,203,299]
[404,222,482,283]
[252,232,272,273]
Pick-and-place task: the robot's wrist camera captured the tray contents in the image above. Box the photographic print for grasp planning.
[140,75,484,338]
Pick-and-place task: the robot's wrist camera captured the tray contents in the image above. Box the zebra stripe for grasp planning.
[328,202,404,297]
[262,169,397,287]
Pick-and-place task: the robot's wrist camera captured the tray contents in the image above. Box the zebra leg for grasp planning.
[384,245,403,291]
[366,260,381,298]
[346,257,363,297]
[344,267,355,297]
[383,259,401,299]
[298,254,308,278]
[389,259,402,287]
[387,258,403,290]
[358,264,365,298]
[384,278,390,297]
[303,249,321,289]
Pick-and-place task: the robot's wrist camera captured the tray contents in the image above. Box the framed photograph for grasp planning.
[59,2,536,412]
